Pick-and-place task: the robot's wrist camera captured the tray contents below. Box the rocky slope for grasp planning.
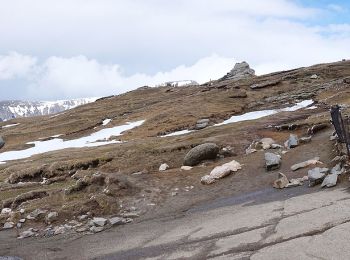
[0,98,97,121]
[0,60,350,248]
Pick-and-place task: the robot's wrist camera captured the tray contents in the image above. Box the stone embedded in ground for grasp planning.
[78,215,88,221]
[331,163,345,175]
[54,226,66,235]
[271,144,282,149]
[307,123,328,135]
[3,222,14,229]
[321,174,338,188]
[18,230,35,239]
[159,163,169,172]
[273,173,289,189]
[310,74,318,79]
[308,167,328,187]
[183,143,220,166]
[92,217,108,227]
[209,165,232,179]
[109,217,124,226]
[219,146,236,157]
[26,209,48,220]
[255,138,276,150]
[291,157,322,171]
[265,152,281,171]
[201,175,216,185]
[1,208,12,215]
[286,178,303,188]
[195,119,210,130]
[201,160,242,185]
[19,219,26,223]
[46,212,58,223]
[180,166,193,171]
[285,134,299,149]
[300,136,312,144]
[90,226,104,233]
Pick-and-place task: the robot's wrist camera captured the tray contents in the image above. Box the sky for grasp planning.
[0,0,350,101]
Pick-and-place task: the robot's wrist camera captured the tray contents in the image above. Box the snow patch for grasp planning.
[1,123,20,128]
[102,119,112,126]
[0,120,145,164]
[161,129,194,137]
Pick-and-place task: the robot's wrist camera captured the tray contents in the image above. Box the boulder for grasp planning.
[222,61,255,81]
[265,153,281,171]
[273,173,289,189]
[183,143,219,166]
[3,222,14,229]
[195,119,210,130]
[109,217,125,226]
[92,217,108,227]
[321,174,337,188]
[159,163,169,172]
[0,136,4,149]
[285,134,299,149]
[46,212,58,223]
[308,167,328,186]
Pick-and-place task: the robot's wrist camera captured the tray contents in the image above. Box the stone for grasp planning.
[19,209,25,214]
[46,212,58,223]
[273,173,289,189]
[331,163,345,175]
[171,192,178,196]
[16,223,22,228]
[92,217,108,227]
[0,136,5,149]
[3,222,14,229]
[159,163,169,172]
[307,123,328,135]
[201,175,216,185]
[286,178,303,188]
[308,167,328,187]
[271,144,283,149]
[265,153,281,171]
[90,226,104,233]
[109,217,124,226]
[222,61,255,81]
[285,134,299,149]
[300,136,312,144]
[27,209,47,220]
[291,157,322,171]
[76,226,89,233]
[54,226,66,235]
[209,165,232,179]
[321,174,338,188]
[183,143,220,166]
[310,74,318,79]
[180,166,193,171]
[1,208,12,215]
[19,219,26,223]
[78,215,88,221]
[18,230,35,239]
[250,79,281,90]
[195,119,210,130]
[255,138,276,150]
[219,146,236,157]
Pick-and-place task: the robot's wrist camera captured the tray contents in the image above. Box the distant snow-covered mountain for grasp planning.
[0,98,97,121]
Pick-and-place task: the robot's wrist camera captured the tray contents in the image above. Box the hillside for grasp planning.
[0,60,350,258]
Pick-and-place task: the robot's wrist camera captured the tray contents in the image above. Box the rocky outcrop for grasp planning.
[183,143,219,166]
[221,61,255,81]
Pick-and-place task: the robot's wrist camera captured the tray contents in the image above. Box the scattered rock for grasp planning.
[271,144,283,149]
[171,192,178,196]
[219,146,236,157]
[257,138,276,150]
[331,163,345,175]
[109,217,124,226]
[159,163,170,172]
[310,74,318,79]
[321,174,337,188]
[183,143,219,166]
[19,219,26,223]
[265,153,281,171]
[90,226,104,233]
[286,178,303,188]
[92,217,108,227]
[201,160,242,185]
[1,208,12,215]
[78,215,88,221]
[291,157,322,171]
[308,167,328,187]
[16,223,22,229]
[250,79,281,90]
[180,166,193,171]
[273,173,289,189]
[46,212,58,224]
[300,136,312,144]
[307,123,328,135]
[3,222,14,229]
[285,134,299,149]
[18,230,35,239]
[53,226,66,235]
[195,119,210,130]
[26,209,47,220]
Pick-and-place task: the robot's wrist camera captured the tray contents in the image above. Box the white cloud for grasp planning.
[0,0,349,100]
[0,52,37,80]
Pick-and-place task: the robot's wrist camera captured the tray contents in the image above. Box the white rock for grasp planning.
[1,208,12,215]
[18,230,35,239]
[90,226,104,233]
[201,175,216,185]
[54,226,66,235]
[210,165,232,179]
[19,219,26,223]
[159,163,169,172]
[109,217,124,226]
[3,222,14,229]
[92,217,108,227]
[19,209,25,214]
[310,74,318,79]
[180,166,193,171]
[46,212,58,223]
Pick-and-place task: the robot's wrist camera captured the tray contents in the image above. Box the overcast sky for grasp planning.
[0,0,350,101]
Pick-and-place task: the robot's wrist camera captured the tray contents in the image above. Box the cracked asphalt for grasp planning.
[2,185,350,259]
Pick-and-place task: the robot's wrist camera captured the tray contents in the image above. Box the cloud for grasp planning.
[0,52,37,80]
[327,4,347,13]
[0,0,349,100]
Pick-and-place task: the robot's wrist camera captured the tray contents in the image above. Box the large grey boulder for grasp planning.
[222,61,255,81]
[321,174,337,188]
[265,153,281,171]
[0,136,4,149]
[308,167,328,186]
[184,143,219,166]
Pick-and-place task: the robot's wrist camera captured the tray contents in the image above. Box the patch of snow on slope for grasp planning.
[161,129,194,137]
[0,120,145,164]
[102,119,112,126]
[1,123,20,128]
